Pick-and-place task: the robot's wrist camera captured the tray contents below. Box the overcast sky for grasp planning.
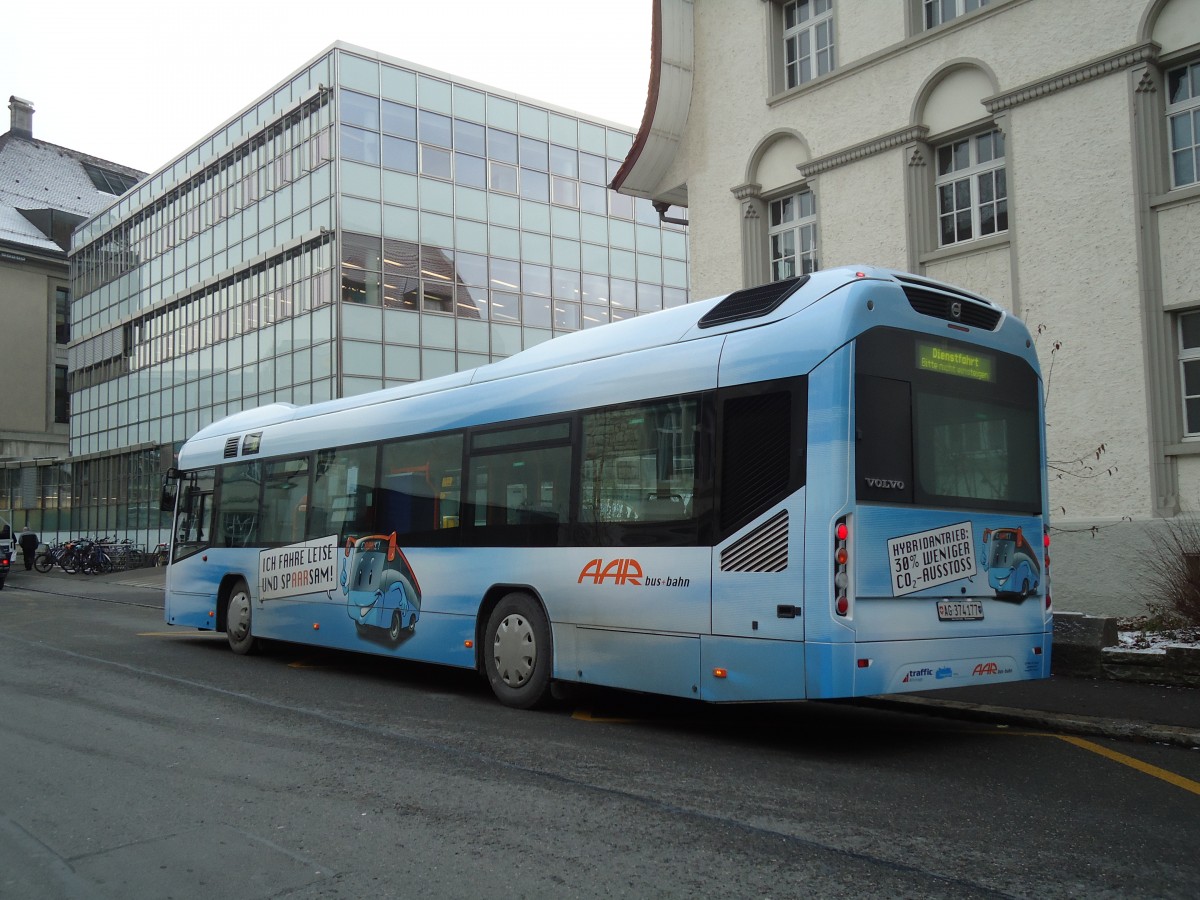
[3,0,653,175]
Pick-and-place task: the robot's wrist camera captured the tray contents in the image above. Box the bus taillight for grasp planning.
[1044,527,1052,612]
[834,516,850,616]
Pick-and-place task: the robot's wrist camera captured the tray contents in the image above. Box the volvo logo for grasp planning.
[865,477,906,490]
[950,301,962,319]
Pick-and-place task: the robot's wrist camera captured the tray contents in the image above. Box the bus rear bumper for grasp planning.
[805,632,1052,699]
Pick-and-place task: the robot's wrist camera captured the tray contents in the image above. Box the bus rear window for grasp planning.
[856,328,1041,513]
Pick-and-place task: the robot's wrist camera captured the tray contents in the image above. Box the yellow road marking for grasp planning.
[572,709,637,724]
[1054,735,1200,797]
[288,655,339,668]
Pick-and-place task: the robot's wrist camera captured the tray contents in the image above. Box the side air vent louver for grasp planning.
[899,281,1002,331]
[698,275,809,328]
[721,510,789,573]
[223,437,240,459]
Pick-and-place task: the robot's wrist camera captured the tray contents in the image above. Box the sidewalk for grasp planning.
[870,676,1200,749]
[7,564,1199,747]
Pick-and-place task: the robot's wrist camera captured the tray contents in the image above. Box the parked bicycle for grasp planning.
[35,540,83,573]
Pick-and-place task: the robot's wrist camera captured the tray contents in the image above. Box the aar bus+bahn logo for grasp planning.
[577,558,691,589]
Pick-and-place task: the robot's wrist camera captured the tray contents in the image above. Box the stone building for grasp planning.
[0,97,143,529]
[614,0,1200,614]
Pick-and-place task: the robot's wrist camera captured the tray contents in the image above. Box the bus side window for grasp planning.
[307,446,379,543]
[218,462,262,547]
[259,457,312,546]
[466,421,570,546]
[378,432,464,543]
[581,398,701,525]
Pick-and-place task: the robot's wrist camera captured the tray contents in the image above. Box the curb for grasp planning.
[861,695,1200,750]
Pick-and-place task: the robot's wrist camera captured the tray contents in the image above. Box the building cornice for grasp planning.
[985,41,1160,113]
[730,182,763,200]
[796,126,928,178]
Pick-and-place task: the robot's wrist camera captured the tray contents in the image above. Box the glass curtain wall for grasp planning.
[63,46,690,547]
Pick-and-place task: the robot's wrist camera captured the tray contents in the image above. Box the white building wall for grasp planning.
[817,152,908,270]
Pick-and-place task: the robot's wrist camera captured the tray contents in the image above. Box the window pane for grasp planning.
[382,136,417,173]
[454,153,486,188]
[382,101,416,138]
[420,146,452,179]
[260,457,310,545]
[519,137,549,170]
[953,139,969,171]
[487,128,518,163]
[308,446,378,541]
[938,183,955,216]
[454,119,485,155]
[1185,359,1200,397]
[1173,149,1196,187]
[937,145,954,176]
[1181,313,1200,350]
[1171,113,1192,150]
[489,162,517,193]
[341,125,381,165]
[340,89,379,130]
[380,433,463,537]
[519,169,549,203]
[581,398,699,524]
[419,111,452,148]
[549,144,578,177]
[1187,397,1200,435]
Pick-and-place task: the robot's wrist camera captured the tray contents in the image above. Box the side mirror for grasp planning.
[160,473,179,512]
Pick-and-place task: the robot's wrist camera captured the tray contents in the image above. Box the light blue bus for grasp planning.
[162,265,1052,708]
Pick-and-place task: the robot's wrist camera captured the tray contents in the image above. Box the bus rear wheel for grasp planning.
[226,579,258,655]
[484,592,552,709]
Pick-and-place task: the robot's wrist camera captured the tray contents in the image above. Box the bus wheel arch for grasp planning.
[478,586,553,709]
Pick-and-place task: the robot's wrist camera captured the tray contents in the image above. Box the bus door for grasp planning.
[709,383,807,642]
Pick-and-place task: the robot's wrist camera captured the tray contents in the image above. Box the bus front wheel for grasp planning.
[226,579,258,655]
[484,592,552,709]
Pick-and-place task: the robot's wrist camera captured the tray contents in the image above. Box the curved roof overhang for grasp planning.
[609,0,693,207]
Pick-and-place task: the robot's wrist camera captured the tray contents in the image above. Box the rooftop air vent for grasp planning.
[896,277,1002,331]
[698,275,809,329]
[223,437,240,459]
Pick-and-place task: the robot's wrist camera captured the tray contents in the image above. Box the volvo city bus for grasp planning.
[162,265,1052,708]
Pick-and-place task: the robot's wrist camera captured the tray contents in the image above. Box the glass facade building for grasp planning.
[48,43,688,541]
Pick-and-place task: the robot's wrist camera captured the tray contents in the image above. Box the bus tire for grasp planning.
[389,610,403,642]
[484,591,552,709]
[226,579,258,655]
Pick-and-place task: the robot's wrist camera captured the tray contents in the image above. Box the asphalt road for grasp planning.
[1,577,1198,899]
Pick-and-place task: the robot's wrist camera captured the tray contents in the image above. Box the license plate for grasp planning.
[937,599,983,621]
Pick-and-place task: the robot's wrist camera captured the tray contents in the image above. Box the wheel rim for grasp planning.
[492,613,536,688]
[228,591,252,643]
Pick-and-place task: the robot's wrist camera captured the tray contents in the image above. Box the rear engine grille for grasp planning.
[900,282,1002,331]
[699,276,808,328]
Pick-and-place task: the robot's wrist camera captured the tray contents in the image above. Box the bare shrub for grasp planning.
[1143,516,1200,627]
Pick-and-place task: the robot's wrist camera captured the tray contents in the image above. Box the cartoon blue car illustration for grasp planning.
[981,527,1040,599]
[340,533,422,640]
